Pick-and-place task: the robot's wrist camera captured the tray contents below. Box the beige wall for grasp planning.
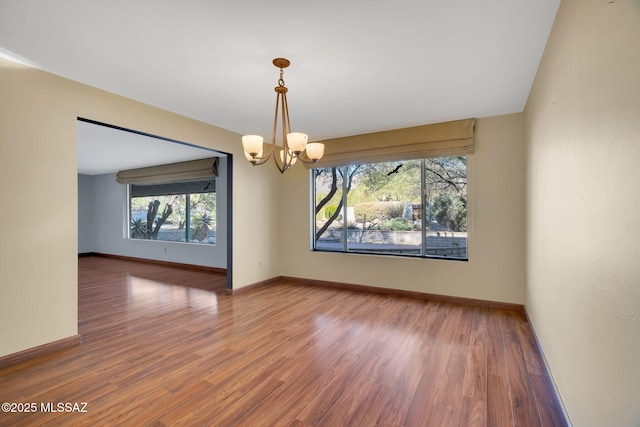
[0,58,280,357]
[525,0,640,425]
[0,57,528,358]
[279,113,527,304]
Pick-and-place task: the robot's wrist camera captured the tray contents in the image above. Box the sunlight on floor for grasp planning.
[127,275,218,313]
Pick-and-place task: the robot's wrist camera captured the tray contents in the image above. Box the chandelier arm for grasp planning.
[282,92,299,169]
[276,162,288,174]
[295,154,321,164]
[272,91,280,149]
[272,149,287,172]
[281,91,296,169]
[247,146,274,166]
[271,90,288,173]
[282,91,292,139]
[281,91,289,153]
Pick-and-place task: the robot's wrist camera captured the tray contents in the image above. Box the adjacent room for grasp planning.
[76,119,229,274]
[1,1,638,426]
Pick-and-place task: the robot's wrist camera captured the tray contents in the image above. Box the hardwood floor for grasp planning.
[0,257,566,426]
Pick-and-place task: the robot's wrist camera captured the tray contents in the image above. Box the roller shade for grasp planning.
[116,157,219,185]
[130,180,215,197]
[306,118,475,169]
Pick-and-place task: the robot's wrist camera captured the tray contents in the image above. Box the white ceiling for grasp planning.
[76,121,222,175]
[0,0,560,173]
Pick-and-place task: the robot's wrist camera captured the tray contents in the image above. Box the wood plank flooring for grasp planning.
[0,256,566,426]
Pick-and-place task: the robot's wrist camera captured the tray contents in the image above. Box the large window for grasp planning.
[313,156,467,259]
[129,179,216,245]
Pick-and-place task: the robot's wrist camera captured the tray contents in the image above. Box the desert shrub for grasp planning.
[378,217,414,231]
[432,194,467,231]
[191,213,214,240]
[130,218,149,239]
[355,201,405,222]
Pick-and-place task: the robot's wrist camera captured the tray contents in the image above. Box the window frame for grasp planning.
[126,179,217,245]
[311,157,468,261]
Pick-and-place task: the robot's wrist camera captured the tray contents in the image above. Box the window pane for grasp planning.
[130,194,185,242]
[424,156,467,259]
[311,156,468,260]
[129,179,216,245]
[189,193,217,244]
[314,167,344,250]
[347,160,422,255]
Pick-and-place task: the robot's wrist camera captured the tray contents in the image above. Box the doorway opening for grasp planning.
[76,118,233,290]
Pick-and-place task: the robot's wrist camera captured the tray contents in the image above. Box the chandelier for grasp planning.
[242,58,324,173]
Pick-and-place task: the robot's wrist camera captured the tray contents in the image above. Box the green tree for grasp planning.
[314,165,362,240]
[358,160,421,202]
[314,156,468,240]
[425,156,467,231]
[146,199,173,239]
